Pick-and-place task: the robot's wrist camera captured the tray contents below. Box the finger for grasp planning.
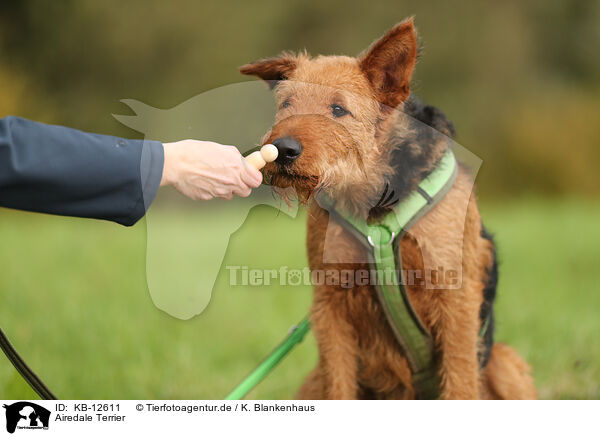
[233,185,252,198]
[241,159,263,188]
[214,188,234,200]
[196,192,213,201]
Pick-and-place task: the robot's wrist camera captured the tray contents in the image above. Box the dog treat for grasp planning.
[245,144,278,170]
[260,143,279,162]
[245,151,266,169]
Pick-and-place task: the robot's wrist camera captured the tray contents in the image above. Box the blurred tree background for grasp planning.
[1,0,599,197]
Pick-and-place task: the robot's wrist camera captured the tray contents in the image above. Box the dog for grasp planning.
[240,18,536,399]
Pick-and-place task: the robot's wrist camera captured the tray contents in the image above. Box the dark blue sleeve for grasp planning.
[0,116,164,226]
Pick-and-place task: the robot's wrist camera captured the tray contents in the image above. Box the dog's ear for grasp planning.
[359,17,417,108]
[240,55,298,89]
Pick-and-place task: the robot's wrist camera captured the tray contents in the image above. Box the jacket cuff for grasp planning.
[129,139,164,226]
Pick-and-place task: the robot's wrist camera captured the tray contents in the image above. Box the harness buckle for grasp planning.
[367,230,396,247]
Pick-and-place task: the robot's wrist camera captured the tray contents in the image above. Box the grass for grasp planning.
[0,197,599,399]
[481,198,600,399]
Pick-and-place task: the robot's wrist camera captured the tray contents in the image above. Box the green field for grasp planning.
[1,197,599,399]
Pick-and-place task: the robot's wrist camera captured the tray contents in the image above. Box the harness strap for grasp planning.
[316,149,458,399]
[369,228,439,399]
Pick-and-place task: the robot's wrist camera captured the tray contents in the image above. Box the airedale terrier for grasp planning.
[241,18,536,399]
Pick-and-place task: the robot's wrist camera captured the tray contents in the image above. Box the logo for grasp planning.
[2,402,50,434]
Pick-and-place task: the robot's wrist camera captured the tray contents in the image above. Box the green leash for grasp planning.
[225,318,311,400]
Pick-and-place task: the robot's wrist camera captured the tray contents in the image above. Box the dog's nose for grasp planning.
[272,136,302,165]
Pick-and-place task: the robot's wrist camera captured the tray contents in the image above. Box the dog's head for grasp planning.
[241,18,421,213]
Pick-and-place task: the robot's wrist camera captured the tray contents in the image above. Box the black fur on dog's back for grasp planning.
[478,224,497,368]
[404,95,456,138]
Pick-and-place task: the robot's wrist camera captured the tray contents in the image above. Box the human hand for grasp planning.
[160,140,263,200]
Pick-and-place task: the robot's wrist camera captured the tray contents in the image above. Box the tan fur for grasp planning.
[241,18,536,399]
[481,344,537,400]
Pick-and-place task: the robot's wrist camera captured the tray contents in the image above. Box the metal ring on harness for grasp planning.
[367,231,396,247]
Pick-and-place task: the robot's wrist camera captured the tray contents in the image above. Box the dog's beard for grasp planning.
[266,165,320,204]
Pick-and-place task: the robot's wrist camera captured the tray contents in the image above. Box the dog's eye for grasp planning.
[280,98,291,109]
[331,104,350,118]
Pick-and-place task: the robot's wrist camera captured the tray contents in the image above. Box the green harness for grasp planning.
[228,149,461,400]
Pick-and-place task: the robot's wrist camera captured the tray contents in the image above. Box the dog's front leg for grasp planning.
[435,286,481,399]
[311,289,359,400]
